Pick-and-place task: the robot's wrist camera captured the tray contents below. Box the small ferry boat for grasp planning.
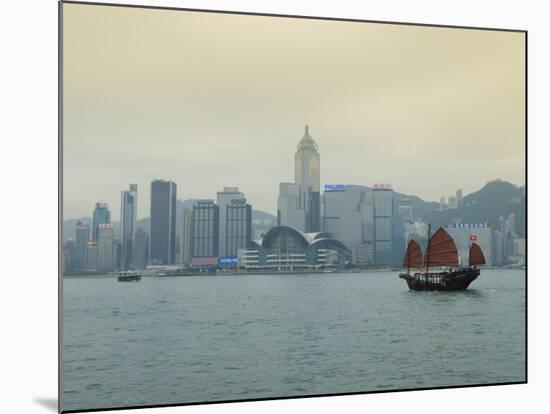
[117,270,142,282]
[399,226,486,291]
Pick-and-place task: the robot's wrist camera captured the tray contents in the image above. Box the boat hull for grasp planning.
[399,268,480,291]
[117,275,141,282]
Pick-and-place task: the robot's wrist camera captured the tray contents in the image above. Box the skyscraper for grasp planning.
[85,241,98,272]
[373,185,394,266]
[133,227,149,269]
[92,202,111,241]
[456,188,463,207]
[397,198,414,222]
[216,187,245,258]
[63,240,77,274]
[225,199,252,258]
[150,180,177,265]
[277,183,305,230]
[323,185,375,264]
[120,184,137,270]
[294,125,320,232]
[493,230,505,266]
[391,214,406,268]
[97,223,114,271]
[112,239,122,271]
[74,221,90,272]
[179,209,192,266]
[448,196,458,209]
[191,200,219,266]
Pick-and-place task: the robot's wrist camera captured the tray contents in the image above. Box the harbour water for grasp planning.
[62,269,526,411]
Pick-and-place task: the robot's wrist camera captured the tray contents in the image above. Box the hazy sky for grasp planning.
[63,3,525,219]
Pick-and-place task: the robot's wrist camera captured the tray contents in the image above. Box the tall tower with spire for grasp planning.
[294,125,321,232]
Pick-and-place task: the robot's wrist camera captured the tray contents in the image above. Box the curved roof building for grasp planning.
[239,225,351,270]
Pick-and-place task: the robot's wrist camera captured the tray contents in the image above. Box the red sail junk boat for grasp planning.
[399,226,486,291]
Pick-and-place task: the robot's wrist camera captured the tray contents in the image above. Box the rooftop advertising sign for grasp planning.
[324,184,345,192]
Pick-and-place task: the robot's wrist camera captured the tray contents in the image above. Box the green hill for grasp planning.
[422,180,525,235]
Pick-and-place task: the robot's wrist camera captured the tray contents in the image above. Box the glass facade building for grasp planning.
[92,202,111,241]
[216,187,245,258]
[74,221,90,272]
[225,199,252,258]
[63,240,77,274]
[120,184,137,270]
[322,184,400,266]
[323,185,375,265]
[179,209,192,266]
[150,180,177,265]
[277,183,305,230]
[85,241,98,272]
[97,223,114,271]
[373,187,394,266]
[133,227,149,269]
[191,200,219,261]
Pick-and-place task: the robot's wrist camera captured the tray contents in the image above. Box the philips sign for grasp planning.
[219,256,238,265]
[324,184,345,192]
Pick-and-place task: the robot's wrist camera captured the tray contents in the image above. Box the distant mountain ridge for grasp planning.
[421,180,525,236]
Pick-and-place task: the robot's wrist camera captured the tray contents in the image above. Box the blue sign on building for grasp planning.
[324,184,345,192]
[219,256,238,265]
[450,222,488,229]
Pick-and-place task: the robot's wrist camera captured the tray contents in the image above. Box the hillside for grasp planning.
[393,192,439,219]
[422,180,525,235]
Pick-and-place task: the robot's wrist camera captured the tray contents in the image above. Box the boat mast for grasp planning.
[407,238,411,275]
[426,224,432,275]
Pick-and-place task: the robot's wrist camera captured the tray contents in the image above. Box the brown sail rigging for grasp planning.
[424,227,459,267]
[469,242,486,266]
[403,240,423,269]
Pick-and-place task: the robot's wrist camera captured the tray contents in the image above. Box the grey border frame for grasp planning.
[58,1,528,412]
[58,1,64,412]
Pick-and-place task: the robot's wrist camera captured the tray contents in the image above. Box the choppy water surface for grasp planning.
[63,269,525,411]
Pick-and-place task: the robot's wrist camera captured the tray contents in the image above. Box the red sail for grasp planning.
[469,242,486,266]
[424,227,459,267]
[403,240,423,268]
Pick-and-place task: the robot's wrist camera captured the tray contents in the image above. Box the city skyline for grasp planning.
[63,4,525,220]
[64,174,525,272]
[63,168,524,222]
